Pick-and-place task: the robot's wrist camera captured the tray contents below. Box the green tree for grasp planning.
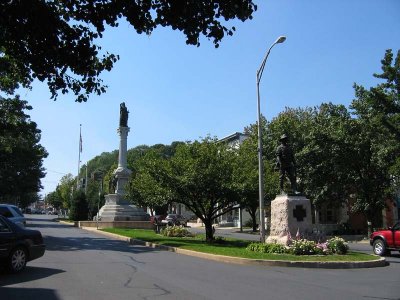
[1,1,256,102]
[46,190,63,210]
[158,138,239,242]
[345,118,394,227]
[0,96,48,203]
[233,130,278,231]
[267,101,397,228]
[265,107,315,195]
[352,49,400,140]
[69,190,89,221]
[57,173,75,209]
[297,104,355,209]
[351,49,400,186]
[127,150,174,215]
[350,50,400,227]
[85,175,105,220]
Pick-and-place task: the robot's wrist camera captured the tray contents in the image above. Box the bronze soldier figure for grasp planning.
[276,134,297,194]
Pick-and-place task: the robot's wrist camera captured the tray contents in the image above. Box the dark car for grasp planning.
[370,221,400,256]
[161,214,187,226]
[0,215,46,272]
[150,215,167,225]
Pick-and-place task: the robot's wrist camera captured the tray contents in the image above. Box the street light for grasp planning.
[92,170,104,229]
[256,35,286,242]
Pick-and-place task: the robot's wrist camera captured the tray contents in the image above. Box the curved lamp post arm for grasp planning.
[257,36,286,84]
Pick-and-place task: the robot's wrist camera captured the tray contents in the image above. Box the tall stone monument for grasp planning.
[266,134,312,244]
[98,103,149,221]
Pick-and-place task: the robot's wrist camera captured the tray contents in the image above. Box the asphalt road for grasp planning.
[1,215,399,300]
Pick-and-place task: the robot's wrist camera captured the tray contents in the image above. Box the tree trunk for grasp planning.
[248,209,257,232]
[204,219,214,242]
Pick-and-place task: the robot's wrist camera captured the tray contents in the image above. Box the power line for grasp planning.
[46,169,69,175]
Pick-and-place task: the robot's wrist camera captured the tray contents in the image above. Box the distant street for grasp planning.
[1,215,399,300]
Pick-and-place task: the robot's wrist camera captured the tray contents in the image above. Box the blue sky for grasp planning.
[18,0,400,196]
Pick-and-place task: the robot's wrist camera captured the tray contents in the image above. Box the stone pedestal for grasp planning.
[266,194,312,245]
[98,194,149,221]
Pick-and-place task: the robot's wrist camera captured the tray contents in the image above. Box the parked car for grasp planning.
[0,204,26,227]
[370,221,400,256]
[161,214,187,226]
[0,215,46,272]
[150,215,167,225]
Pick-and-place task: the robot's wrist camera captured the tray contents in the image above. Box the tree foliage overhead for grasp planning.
[0,0,256,102]
[0,96,48,202]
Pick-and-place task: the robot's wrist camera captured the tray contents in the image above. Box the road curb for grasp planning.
[81,227,387,269]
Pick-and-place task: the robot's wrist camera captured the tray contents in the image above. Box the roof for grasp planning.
[218,132,249,144]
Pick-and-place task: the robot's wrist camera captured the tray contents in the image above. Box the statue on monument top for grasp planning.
[275,134,298,195]
[119,102,129,127]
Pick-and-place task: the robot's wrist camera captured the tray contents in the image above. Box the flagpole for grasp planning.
[85,162,88,195]
[77,124,82,188]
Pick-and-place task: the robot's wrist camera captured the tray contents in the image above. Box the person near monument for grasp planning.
[275,134,297,194]
[119,102,129,127]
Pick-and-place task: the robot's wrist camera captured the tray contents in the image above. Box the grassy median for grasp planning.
[102,228,377,262]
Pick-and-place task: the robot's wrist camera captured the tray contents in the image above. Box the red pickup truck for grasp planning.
[370,221,400,256]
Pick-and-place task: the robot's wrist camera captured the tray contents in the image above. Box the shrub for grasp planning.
[289,239,318,255]
[265,243,287,254]
[326,237,349,254]
[247,242,268,253]
[160,225,194,237]
[247,238,349,256]
[246,242,287,254]
[69,190,89,221]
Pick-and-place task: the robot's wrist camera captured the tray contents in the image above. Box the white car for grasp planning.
[0,204,26,227]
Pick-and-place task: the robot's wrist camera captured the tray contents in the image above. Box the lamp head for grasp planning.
[275,36,286,44]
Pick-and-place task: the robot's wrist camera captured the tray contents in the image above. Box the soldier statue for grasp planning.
[119,102,129,127]
[275,134,298,194]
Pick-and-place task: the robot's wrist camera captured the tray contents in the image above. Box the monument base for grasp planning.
[266,194,312,245]
[98,194,149,222]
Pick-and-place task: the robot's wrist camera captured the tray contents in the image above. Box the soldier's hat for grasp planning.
[280,134,288,141]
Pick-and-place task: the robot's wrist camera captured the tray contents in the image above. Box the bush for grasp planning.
[246,242,286,254]
[160,225,194,237]
[247,237,350,256]
[265,243,287,254]
[289,239,319,255]
[247,242,267,253]
[69,190,89,221]
[326,237,349,254]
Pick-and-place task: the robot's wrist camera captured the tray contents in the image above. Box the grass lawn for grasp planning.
[102,228,377,262]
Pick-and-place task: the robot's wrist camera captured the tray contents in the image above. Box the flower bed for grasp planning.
[247,236,349,256]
